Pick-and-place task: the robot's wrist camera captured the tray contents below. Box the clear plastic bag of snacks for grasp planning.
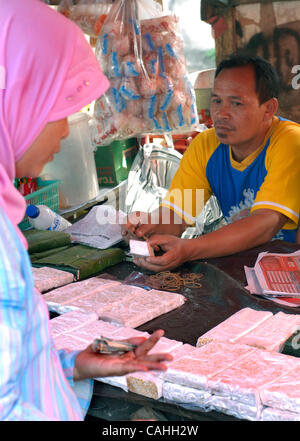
[91,0,199,145]
[57,0,74,19]
[67,0,113,37]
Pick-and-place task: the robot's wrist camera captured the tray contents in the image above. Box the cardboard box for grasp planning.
[94,138,138,187]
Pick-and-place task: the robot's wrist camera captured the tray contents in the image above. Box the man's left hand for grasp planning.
[133,235,188,272]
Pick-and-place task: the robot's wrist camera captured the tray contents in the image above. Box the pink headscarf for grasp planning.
[0,0,109,247]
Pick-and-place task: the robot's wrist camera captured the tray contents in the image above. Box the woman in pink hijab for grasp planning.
[0,0,171,421]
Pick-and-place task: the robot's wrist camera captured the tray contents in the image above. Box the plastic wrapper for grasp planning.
[162,382,211,408]
[46,302,80,315]
[67,284,146,316]
[127,342,198,396]
[49,310,98,338]
[92,0,198,145]
[207,348,299,408]
[53,333,88,351]
[63,319,125,342]
[95,374,129,392]
[32,266,74,293]
[126,341,194,400]
[43,277,121,306]
[261,407,300,421]
[206,394,260,421]
[124,143,182,214]
[260,365,300,414]
[195,195,227,236]
[123,271,158,290]
[57,0,74,18]
[196,308,273,347]
[162,341,255,391]
[70,322,148,347]
[235,311,300,352]
[99,288,185,328]
[63,0,114,37]
[148,336,182,355]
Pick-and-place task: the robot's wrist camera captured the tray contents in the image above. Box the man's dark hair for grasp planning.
[215,54,280,105]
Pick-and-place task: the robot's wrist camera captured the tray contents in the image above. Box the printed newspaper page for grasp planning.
[255,251,300,296]
[245,251,300,307]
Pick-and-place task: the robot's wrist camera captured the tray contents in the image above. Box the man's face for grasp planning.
[210,65,269,152]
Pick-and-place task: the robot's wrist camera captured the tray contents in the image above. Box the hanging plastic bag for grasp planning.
[124,141,182,214]
[68,0,113,37]
[57,0,74,18]
[91,0,199,146]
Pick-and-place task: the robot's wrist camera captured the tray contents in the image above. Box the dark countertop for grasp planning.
[87,240,300,421]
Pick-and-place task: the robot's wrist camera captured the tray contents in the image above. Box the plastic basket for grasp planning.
[18,179,60,231]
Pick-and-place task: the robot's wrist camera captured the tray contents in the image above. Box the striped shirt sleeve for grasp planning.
[57,348,94,416]
[0,208,90,420]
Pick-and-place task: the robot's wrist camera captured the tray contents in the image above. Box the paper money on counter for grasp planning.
[129,239,154,257]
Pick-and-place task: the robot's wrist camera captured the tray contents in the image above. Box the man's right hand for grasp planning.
[121,207,187,243]
[121,210,160,242]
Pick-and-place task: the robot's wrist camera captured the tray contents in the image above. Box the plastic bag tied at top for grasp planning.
[58,0,113,37]
[92,0,199,145]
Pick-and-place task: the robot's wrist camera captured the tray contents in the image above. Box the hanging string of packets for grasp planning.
[92,1,198,145]
[145,271,204,292]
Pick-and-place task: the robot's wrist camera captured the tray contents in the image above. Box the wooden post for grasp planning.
[214,8,237,65]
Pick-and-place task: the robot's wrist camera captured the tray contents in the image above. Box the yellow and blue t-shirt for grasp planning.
[162,116,300,242]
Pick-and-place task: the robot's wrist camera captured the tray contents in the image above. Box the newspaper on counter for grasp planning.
[245,250,300,307]
[65,205,126,249]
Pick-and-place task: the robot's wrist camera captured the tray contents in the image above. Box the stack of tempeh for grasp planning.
[32,266,74,293]
[49,303,300,420]
[44,277,186,328]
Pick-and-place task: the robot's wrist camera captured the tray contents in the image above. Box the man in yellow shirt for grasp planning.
[123,54,300,271]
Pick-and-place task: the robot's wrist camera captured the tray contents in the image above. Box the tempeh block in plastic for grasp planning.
[260,364,300,413]
[33,266,74,293]
[43,277,120,305]
[260,406,300,421]
[235,311,300,352]
[99,289,185,328]
[196,308,273,347]
[162,341,255,390]
[53,333,88,351]
[49,310,98,337]
[162,381,211,407]
[208,348,299,407]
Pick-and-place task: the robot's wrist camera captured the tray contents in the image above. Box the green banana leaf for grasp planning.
[30,245,72,263]
[32,244,125,280]
[24,229,71,254]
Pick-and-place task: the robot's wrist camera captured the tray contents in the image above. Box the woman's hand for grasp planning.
[133,235,189,272]
[73,329,173,381]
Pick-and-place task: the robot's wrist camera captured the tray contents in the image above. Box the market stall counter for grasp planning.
[83,240,300,421]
